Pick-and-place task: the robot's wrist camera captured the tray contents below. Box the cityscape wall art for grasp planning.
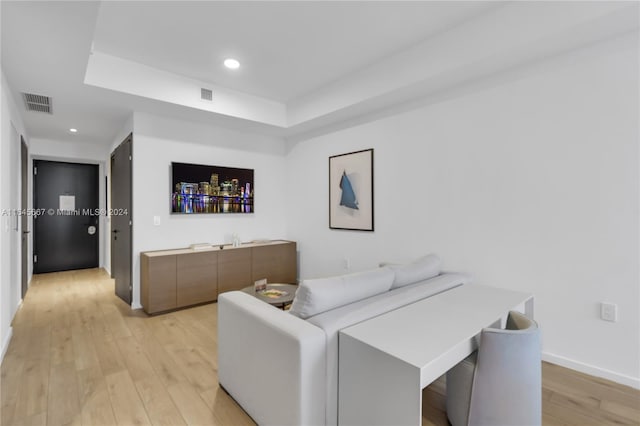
[171,162,254,214]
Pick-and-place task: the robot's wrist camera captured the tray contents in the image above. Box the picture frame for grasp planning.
[329,148,374,231]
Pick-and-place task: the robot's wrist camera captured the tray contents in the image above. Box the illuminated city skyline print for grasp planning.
[171,162,254,214]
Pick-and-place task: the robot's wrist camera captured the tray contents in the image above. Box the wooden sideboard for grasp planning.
[140,240,297,314]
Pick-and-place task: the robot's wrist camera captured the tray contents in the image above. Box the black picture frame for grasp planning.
[328,149,374,231]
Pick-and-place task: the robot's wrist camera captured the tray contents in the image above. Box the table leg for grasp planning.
[339,333,422,425]
[525,297,534,319]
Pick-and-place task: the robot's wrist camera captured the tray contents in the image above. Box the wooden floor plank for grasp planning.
[115,336,158,383]
[1,352,25,412]
[105,369,152,426]
[47,361,81,426]
[600,400,640,424]
[77,367,118,426]
[136,333,186,389]
[71,327,101,372]
[167,382,217,426]
[549,391,636,425]
[1,268,638,426]
[120,312,151,341]
[172,305,218,343]
[164,342,219,393]
[24,324,51,361]
[544,362,640,409]
[13,356,50,420]
[100,303,134,339]
[50,326,75,366]
[134,375,188,426]
[163,315,217,371]
[16,411,47,426]
[201,387,256,426]
[91,332,127,376]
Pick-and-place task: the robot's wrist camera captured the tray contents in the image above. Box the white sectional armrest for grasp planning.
[218,291,326,426]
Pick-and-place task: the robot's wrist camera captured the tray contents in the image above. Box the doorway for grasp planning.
[111,134,133,304]
[33,160,99,273]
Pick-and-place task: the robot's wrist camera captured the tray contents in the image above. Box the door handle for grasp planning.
[23,231,30,234]
[112,229,119,233]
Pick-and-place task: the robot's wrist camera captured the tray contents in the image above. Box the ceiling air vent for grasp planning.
[22,93,52,114]
[201,88,213,101]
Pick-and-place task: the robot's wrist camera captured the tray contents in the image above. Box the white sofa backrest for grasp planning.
[289,267,394,319]
[384,253,442,289]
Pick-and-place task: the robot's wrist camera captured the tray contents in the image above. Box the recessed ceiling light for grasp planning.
[69,128,78,133]
[224,58,240,70]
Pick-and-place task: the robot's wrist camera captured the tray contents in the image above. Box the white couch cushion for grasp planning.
[386,253,442,289]
[289,267,394,319]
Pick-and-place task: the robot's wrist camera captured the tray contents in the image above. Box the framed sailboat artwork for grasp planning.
[329,149,374,231]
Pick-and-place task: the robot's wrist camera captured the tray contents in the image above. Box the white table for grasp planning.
[338,284,533,426]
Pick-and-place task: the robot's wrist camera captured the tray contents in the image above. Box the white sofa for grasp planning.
[218,255,470,426]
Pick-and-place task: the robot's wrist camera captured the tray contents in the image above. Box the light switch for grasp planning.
[153,216,161,226]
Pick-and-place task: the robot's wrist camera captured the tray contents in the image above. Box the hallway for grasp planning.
[0,269,253,426]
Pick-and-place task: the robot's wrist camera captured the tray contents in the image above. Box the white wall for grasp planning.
[30,137,109,162]
[0,71,28,362]
[130,112,288,308]
[286,37,639,387]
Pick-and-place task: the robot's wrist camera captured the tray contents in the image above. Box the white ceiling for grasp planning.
[1,1,638,148]
[92,1,495,102]
[1,1,129,147]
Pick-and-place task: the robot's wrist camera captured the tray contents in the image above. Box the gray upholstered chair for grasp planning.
[446,311,541,426]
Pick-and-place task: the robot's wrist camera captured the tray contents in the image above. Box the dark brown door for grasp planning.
[33,161,99,273]
[21,137,28,298]
[111,134,133,304]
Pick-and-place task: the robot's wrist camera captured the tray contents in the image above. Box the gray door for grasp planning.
[21,137,28,298]
[33,161,99,273]
[111,135,133,304]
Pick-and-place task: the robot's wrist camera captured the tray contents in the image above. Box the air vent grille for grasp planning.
[201,88,213,101]
[22,93,52,114]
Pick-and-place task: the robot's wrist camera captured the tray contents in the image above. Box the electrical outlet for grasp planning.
[153,216,161,226]
[601,302,618,322]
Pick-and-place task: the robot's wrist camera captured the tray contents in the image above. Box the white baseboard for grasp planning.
[132,302,143,310]
[543,351,640,390]
[1,327,13,364]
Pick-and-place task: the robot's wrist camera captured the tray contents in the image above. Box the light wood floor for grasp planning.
[1,269,639,426]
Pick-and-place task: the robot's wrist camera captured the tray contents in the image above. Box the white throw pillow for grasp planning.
[387,254,442,289]
[289,267,394,319]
